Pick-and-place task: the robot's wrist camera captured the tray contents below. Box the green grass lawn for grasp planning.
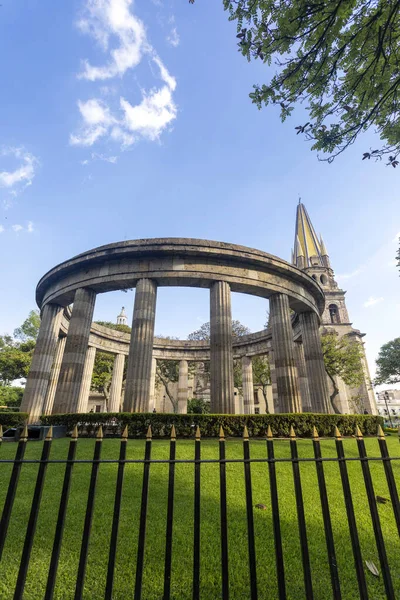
[0,435,399,599]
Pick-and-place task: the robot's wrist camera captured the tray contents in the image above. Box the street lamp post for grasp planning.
[384,391,394,428]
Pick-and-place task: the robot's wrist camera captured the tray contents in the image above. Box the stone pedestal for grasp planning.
[241,356,254,414]
[299,311,331,413]
[20,303,64,423]
[43,336,66,415]
[53,288,96,414]
[77,346,96,413]
[109,353,125,413]
[294,342,312,412]
[269,293,301,413]
[124,279,157,412]
[210,281,234,413]
[177,360,188,414]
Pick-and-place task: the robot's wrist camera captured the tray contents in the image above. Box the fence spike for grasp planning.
[266,425,273,439]
[96,425,104,439]
[195,425,201,440]
[219,425,225,440]
[121,425,128,439]
[171,424,176,440]
[355,425,363,439]
[45,426,53,441]
[146,425,152,439]
[21,425,29,441]
[0,424,3,439]
[334,426,342,439]
[289,425,296,439]
[243,425,249,440]
[312,426,319,440]
[377,424,385,439]
[71,425,79,440]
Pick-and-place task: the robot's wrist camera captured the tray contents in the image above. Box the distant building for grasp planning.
[117,306,128,326]
[376,390,400,421]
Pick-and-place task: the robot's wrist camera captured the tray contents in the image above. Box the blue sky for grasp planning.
[0,0,399,385]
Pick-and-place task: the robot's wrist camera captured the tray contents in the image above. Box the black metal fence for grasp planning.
[0,424,399,600]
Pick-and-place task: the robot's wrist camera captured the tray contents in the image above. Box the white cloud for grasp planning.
[92,152,118,163]
[392,231,400,242]
[166,27,180,48]
[0,225,4,233]
[10,222,35,234]
[336,266,365,281]
[364,296,384,308]
[12,224,23,232]
[0,147,38,198]
[72,0,178,149]
[27,221,34,233]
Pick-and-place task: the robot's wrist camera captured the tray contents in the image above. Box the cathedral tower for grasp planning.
[117,307,128,326]
[292,201,377,414]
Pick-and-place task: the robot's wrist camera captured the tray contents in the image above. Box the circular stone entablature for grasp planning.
[37,238,325,317]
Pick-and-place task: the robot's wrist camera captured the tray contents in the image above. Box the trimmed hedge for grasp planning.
[40,412,383,438]
[0,412,28,429]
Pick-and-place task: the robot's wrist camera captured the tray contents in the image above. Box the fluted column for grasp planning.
[20,303,64,423]
[53,288,96,414]
[43,336,66,415]
[77,346,96,413]
[242,356,254,414]
[294,341,312,412]
[268,351,278,414]
[299,311,331,413]
[210,281,234,413]
[109,353,125,413]
[149,357,157,412]
[269,293,301,412]
[124,279,157,412]
[177,360,188,414]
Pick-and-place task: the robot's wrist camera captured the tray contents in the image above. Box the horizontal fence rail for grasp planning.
[0,424,399,600]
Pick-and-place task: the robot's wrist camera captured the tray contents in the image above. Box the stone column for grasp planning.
[241,356,254,414]
[210,281,234,413]
[77,346,96,413]
[268,351,278,414]
[109,353,125,413]
[294,341,312,412]
[177,360,189,414]
[149,357,157,412]
[20,303,64,423]
[124,279,157,412]
[53,288,96,414]
[269,293,301,413]
[43,335,66,415]
[299,311,331,413]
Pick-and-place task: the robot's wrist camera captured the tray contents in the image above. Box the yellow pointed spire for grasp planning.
[219,425,225,440]
[146,425,152,439]
[171,424,176,440]
[312,426,319,440]
[195,425,201,440]
[289,425,296,439]
[294,202,323,267]
[122,425,129,440]
[334,426,342,439]
[45,426,53,441]
[355,425,363,439]
[0,425,3,439]
[320,235,328,257]
[96,426,104,439]
[243,425,249,440]
[71,425,79,440]
[377,425,385,439]
[21,425,28,441]
[266,425,273,439]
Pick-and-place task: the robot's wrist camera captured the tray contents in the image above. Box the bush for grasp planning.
[40,412,383,438]
[0,412,28,429]
[187,398,210,414]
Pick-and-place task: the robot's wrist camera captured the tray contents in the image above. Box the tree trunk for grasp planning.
[327,371,341,414]
[261,386,270,413]
[157,371,178,413]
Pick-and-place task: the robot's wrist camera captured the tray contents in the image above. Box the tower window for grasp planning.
[329,304,340,324]
[320,274,328,285]
[312,274,317,280]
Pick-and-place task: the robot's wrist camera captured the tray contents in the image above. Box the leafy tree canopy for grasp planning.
[187,398,210,414]
[91,352,115,404]
[214,0,400,165]
[321,331,365,412]
[375,337,400,384]
[252,355,271,412]
[0,386,24,408]
[94,321,132,334]
[188,320,251,341]
[14,310,40,341]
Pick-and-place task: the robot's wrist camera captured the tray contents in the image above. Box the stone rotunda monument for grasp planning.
[20,203,377,422]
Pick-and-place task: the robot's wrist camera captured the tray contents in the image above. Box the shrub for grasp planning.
[40,412,383,438]
[0,412,28,429]
[0,386,24,408]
